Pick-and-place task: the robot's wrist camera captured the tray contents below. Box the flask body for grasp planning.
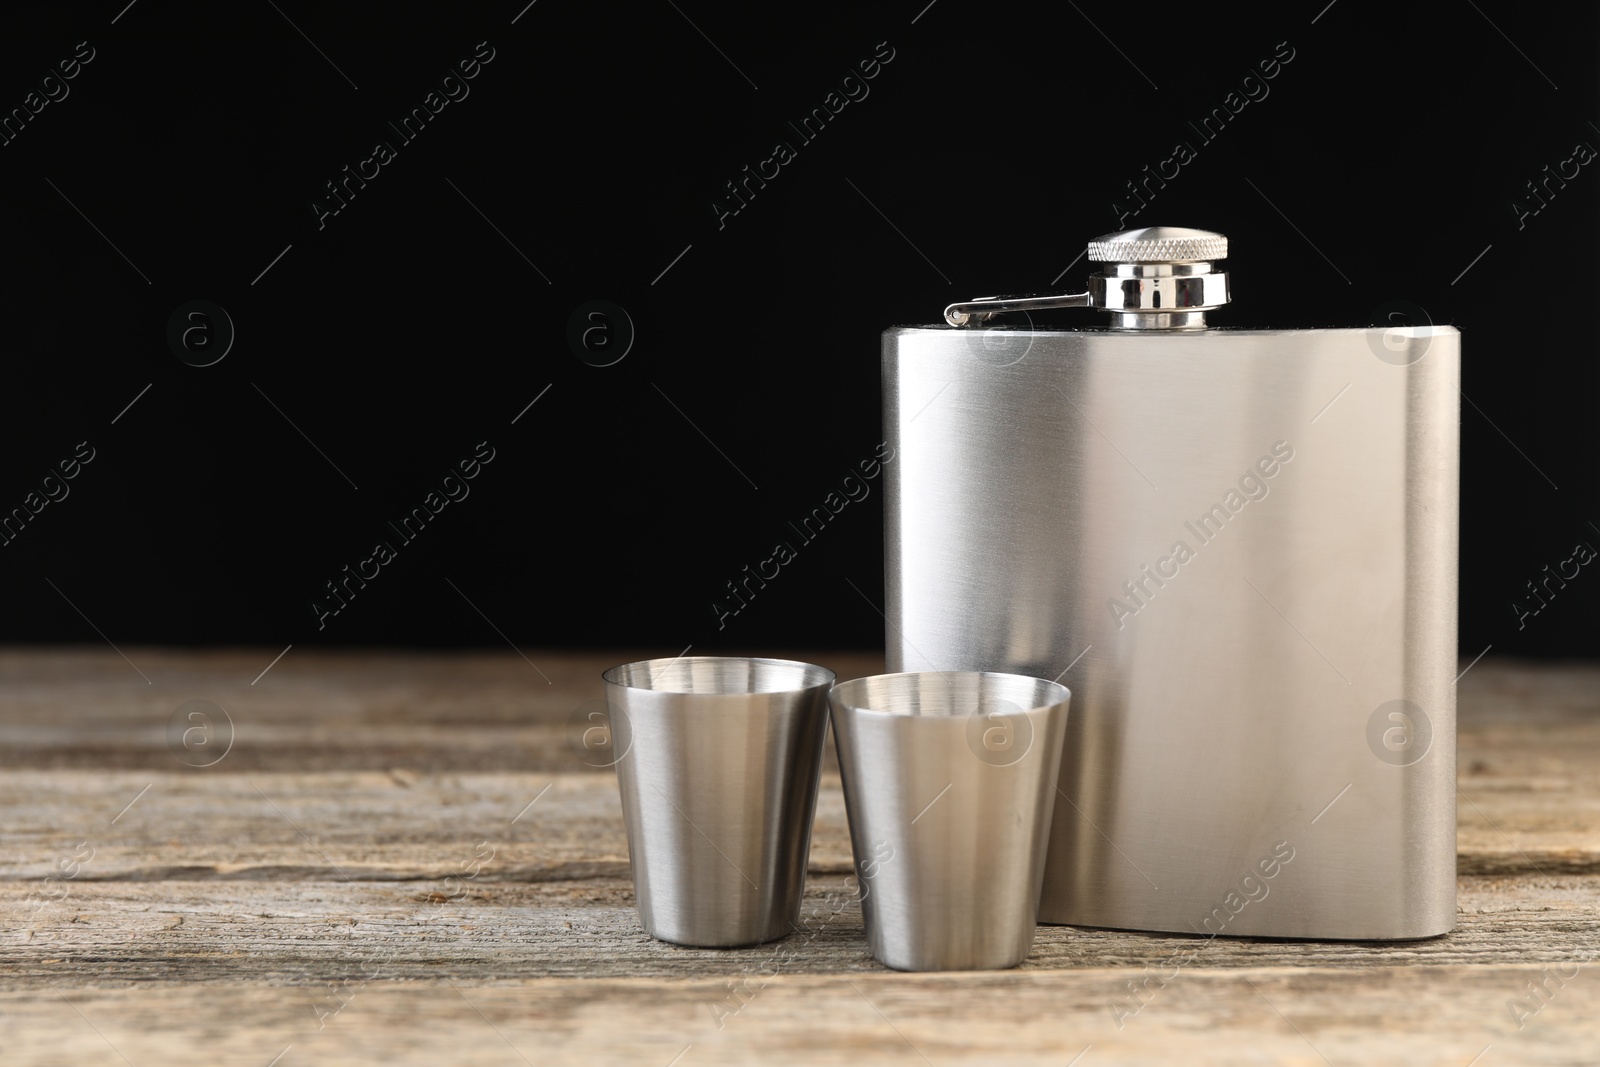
[882,324,1459,939]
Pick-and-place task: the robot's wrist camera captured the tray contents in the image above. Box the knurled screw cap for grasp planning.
[1086,226,1228,263]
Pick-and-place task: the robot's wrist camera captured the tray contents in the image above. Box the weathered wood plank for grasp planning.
[6,650,1600,876]
[1454,661,1600,874]
[3,875,1598,987]
[5,649,1597,776]
[1,962,1595,1066]
[0,771,840,882]
[0,652,1597,1064]
[0,648,888,771]
[2,764,1596,884]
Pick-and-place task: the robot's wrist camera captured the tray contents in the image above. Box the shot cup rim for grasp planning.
[829,670,1070,719]
[602,655,835,696]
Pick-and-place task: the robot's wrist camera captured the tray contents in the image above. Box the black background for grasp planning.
[2,1,1596,659]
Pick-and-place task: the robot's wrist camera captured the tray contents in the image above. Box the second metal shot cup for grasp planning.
[829,671,1071,971]
[604,655,834,948]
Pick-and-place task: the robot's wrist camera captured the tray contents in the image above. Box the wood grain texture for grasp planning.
[4,875,1599,985]
[1,649,1598,1065]
[3,965,1597,1067]
[0,648,887,772]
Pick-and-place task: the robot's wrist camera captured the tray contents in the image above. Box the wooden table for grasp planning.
[3,649,1597,1065]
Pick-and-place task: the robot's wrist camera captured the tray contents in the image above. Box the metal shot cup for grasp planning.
[603,656,834,948]
[829,671,1071,971]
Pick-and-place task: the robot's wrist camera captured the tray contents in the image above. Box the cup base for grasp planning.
[874,950,1029,972]
[641,915,797,950]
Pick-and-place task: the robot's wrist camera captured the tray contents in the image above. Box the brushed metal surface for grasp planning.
[829,671,1070,971]
[882,325,1460,939]
[604,656,833,947]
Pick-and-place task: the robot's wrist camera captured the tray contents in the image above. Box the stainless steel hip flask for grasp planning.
[881,227,1460,939]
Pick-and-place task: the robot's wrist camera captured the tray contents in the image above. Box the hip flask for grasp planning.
[881,226,1459,939]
